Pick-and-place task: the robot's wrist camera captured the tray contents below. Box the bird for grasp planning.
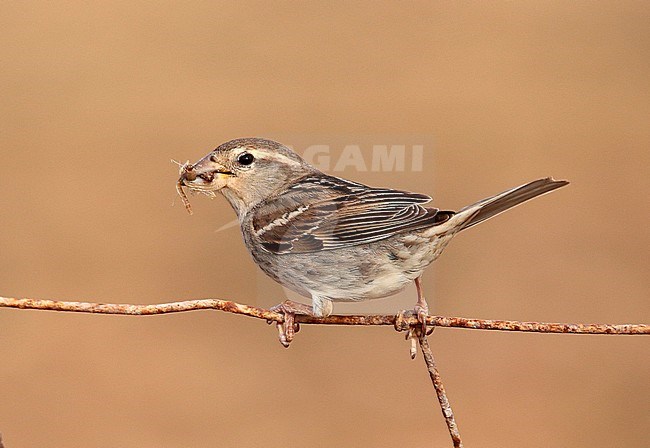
[177,137,568,346]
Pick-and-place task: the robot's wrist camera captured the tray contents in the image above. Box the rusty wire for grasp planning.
[417,331,463,448]
[1,294,648,447]
[1,296,647,335]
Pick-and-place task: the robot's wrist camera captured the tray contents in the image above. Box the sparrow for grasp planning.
[177,137,568,346]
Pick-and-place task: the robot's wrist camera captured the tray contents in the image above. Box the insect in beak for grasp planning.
[173,159,195,215]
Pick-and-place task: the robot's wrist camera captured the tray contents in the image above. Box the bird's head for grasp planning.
[177,138,315,217]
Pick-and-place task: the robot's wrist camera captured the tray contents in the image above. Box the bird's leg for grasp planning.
[414,277,433,336]
[269,300,313,348]
[395,278,434,360]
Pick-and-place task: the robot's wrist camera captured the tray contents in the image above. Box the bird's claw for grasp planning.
[405,327,418,359]
[269,300,309,348]
[395,308,434,360]
[414,304,434,336]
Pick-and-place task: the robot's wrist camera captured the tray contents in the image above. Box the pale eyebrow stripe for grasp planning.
[243,148,303,167]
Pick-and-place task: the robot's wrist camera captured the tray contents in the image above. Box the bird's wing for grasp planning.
[251,175,451,254]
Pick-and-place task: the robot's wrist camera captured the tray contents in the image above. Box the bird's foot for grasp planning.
[395,309,434,360]
[414,303,434,337]
[269,300,313,348]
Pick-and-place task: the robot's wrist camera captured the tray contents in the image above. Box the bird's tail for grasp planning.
[446,177,569,232]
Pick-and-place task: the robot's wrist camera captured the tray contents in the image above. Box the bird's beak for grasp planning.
[175,154,234,215]
[177,154,233,192]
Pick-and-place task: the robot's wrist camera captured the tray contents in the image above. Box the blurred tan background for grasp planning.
[1,1,648,447]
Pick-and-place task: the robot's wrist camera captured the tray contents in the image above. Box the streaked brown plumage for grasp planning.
[178,137,569,346]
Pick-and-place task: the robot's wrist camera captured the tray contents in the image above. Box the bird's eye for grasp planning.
[237,152,254,166]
